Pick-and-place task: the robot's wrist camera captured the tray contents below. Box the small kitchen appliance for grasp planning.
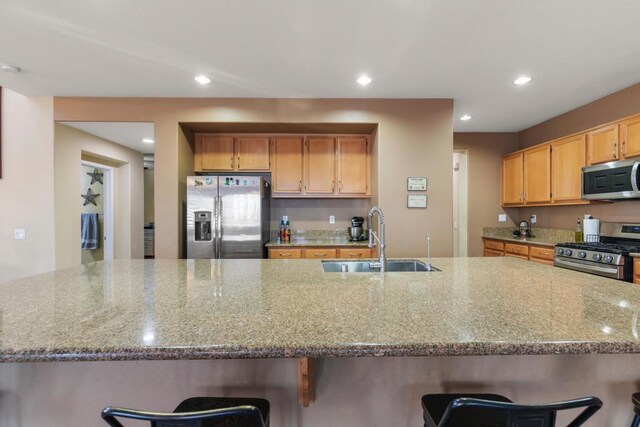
[513,220,533,238]
[349,216,366,241]
[554,222,640,282]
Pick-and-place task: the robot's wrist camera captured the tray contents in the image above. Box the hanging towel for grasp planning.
[81,213,99,250]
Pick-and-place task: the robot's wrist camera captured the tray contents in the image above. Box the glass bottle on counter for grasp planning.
[575,217,583,243]
[279,219,286,242]
[285,220,291,242]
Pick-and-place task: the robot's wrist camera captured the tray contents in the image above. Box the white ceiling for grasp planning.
[60,122,155,154]
[2,0,640,132]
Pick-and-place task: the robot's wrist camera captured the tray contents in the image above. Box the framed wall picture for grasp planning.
[407,194,428,208]
[407,177,427,191]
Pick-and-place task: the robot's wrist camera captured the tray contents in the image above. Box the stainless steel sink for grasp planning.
[322,260,440,273]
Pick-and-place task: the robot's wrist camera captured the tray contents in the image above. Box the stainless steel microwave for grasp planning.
[582,158,640,200]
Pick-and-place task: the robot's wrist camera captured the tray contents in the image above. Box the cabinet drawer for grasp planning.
[529,246,554,261]
[505,243,529,257]
[303,249,337,259]
[338,248,371,259]
[269,248,302,259]
[484,239,505,251]
[484,248,504,257]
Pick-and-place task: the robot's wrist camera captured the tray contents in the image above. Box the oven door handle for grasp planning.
[631,161,640,193]
[554,257,621,279]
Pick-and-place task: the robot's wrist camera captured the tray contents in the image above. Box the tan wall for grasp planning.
[0,90,55,282]
[454,133,519,256]
[54,98,454,258]
[144,169,154,224]
[54,124,144,269]
[516,83,640,229]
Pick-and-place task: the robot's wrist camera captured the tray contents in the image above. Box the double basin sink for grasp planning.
[322,260,439,273]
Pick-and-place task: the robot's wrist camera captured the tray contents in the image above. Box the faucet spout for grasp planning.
[368,206,386,272]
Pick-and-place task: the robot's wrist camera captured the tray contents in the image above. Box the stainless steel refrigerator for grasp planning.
[186,176,270,259]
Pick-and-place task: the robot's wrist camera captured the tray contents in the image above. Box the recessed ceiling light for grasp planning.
[0,64,21,74]
[514,76,532,85]
[142,138,154,144]
[460,114,472,121]
[357,75,372,86]
[194,75,211,85]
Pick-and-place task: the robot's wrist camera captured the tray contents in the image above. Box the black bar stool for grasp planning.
[421,393,602,427]
[631,392,640,427]
[102,396,270,427]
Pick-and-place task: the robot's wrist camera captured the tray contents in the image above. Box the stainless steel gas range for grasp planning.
[554,222,640,282]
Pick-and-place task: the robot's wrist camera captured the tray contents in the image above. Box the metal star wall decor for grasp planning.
[81,188,100,206]
[87,168,104,185]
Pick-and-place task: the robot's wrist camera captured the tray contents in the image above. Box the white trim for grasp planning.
[81,160,114,261]
[453,149,469,257]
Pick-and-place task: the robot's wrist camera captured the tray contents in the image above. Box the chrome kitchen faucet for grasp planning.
[368,206,386,272]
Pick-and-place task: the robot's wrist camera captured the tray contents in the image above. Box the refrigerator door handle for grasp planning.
[213,194,218,259]
[216,196,223,258]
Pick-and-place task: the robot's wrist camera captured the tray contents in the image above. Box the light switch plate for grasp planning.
[14,229,26,240]
[329,215,335,224]
[498,214,507,222]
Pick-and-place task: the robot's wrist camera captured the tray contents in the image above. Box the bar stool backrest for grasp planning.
[439,396,602,427]
[101,404,265,427]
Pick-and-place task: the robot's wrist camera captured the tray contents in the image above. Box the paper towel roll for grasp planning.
[583,218,600,242]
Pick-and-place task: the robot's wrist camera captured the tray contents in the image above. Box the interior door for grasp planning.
[218,176,262,259]
[305,137,336,194]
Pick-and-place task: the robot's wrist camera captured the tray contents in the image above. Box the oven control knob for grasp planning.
[564,249,573,256]
[603,255,614,263]
[578,251,587,259]
[592,253,602,261]
[557,248,565,255]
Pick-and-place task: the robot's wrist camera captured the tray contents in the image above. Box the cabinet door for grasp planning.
[198,136,235,171]
[620,116,640,159]
[272,137,303,195]
[524,144,551,203]
[551,135,586,202]
[337,136,369,195]
[236,137,270,170]
[502,153,523,205]
[305,137,336,194]
[587,124,619,165]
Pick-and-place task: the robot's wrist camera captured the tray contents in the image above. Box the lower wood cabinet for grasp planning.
[634,258,640,285]
[482,238,555,265]
[269,247,373,259]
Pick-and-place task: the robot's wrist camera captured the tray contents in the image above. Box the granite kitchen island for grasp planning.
[1,257,639,425]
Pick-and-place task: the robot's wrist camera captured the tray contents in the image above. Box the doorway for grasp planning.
[80,161,114,263]
[452,150,468,257]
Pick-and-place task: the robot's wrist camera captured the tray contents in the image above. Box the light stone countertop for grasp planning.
[1,257,639,363]
[266,239,370,247]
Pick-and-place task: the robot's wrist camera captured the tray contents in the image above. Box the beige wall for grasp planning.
[271,198,371,230]
[516,83,640,229]
[144,169,154,224]
[0,90,55,282]
[54,98,454,258]
[54,124,144,269]
[454,133,519,256]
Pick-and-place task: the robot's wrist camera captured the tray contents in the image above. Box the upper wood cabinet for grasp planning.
[502,153,523,205]
[587,124,619,165]
[195,135,269,172]
[305,137,336,194]
[337,136,370,195]
[197,136,235,171]
[551,134,586,202]
[236,137,270,170]
[272,137,304,195]
[523,145,551,203]
[620,116,640,159]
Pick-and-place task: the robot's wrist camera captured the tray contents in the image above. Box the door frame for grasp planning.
[81,160,115,261]
[453,149,469,257]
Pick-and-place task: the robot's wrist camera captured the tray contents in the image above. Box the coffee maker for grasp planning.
[349,216,366,241]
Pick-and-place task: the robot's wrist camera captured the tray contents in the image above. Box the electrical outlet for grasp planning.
[329,215,335,224]
[498,214,507,222]
[530,214,537,224]
[282,216,288,222]
[14,229,26,240]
